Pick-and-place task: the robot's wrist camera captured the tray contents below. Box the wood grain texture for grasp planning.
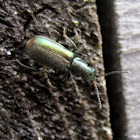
[0,0,112,139]
[115,0,140,140]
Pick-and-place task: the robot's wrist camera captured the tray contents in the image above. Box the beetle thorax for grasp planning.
[70,57,96,82]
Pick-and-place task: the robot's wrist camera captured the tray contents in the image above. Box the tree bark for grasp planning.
[0,0,112,139]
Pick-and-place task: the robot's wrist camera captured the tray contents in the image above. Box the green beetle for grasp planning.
[25,36,96,83]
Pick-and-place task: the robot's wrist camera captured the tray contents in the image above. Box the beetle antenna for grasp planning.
[96,71,128,77]
[92,71,128,109]
[90,80,102,109]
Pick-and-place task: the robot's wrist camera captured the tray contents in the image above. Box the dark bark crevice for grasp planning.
[96,0,127,140]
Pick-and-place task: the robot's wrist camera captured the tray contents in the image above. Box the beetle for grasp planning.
[24,35,102,108]
[24,35,127,109]
[25,36,96,83]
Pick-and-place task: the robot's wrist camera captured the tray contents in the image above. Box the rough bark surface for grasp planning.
[0,0,112,139]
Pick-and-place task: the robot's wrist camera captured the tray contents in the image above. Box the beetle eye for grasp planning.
[26,38,34,49]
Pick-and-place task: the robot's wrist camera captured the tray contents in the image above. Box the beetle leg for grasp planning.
[5,60,37,70]
[43,70,53,89]
[34,25,61,40]
[63,27,77,52]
